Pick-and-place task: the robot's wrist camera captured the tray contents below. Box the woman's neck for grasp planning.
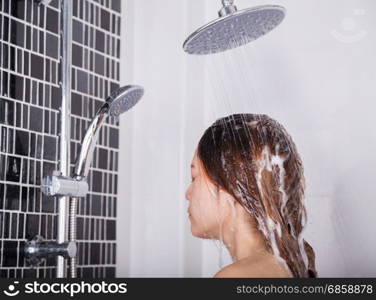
[220,203,270,262]
[222,225,269,262]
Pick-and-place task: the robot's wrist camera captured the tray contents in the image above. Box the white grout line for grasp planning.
[72,14,120,40]
[0,265,118,270]
[1,10,60,42]
[87,0,120,17]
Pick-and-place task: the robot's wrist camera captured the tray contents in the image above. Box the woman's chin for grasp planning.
[190,224,215,239]
[190,224,204,238]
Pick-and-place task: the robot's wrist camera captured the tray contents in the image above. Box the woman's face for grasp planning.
[185,150,231,239]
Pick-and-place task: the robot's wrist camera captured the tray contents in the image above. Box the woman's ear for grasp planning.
[218,188,236,209]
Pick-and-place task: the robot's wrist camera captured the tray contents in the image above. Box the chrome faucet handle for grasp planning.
[24,235,77,267]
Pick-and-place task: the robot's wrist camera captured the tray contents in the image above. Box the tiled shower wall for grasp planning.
[0,0,121,278]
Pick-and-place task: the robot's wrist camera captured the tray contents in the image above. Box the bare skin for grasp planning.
[213,252,293,278]
[185,150,293,278]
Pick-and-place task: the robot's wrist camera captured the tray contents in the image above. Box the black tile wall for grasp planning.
[0,0,60,278]
[0,0,121,278]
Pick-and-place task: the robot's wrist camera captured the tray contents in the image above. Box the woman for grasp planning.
[185,114,317,278]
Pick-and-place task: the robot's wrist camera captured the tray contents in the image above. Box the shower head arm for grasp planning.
[222,0,234,6]
[219,0,237,17]
[73,104,109,180]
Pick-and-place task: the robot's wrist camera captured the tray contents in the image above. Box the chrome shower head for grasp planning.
[106,85,144,117]
[73,85,144,179]
[183,0,286,55]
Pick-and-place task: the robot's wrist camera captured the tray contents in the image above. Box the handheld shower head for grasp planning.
[183,1,286,55]
[73,85,144,179]
[106,85,144,117]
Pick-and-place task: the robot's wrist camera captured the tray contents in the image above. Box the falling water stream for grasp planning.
[187,26,310,274]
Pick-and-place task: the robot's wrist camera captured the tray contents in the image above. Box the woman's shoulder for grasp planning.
[213,262,249,278]
[213,254,293,278]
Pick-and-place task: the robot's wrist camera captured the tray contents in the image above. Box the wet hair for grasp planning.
[197,113,317,278]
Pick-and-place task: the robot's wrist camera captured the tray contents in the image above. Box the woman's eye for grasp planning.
[191,177,195,182]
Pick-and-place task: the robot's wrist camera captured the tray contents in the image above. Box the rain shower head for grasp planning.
[183,0,286,55]
[106,85,144,117]
[73,85,144,179]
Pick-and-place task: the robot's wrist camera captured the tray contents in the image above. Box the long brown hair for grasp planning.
[197,114,317,278]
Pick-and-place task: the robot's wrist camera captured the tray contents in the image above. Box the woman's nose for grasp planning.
[185,186,191,201]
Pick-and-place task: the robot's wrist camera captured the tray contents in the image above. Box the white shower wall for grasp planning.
[117,0,376,277]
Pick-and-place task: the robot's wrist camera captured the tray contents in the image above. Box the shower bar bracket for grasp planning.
[41,171,88,198]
